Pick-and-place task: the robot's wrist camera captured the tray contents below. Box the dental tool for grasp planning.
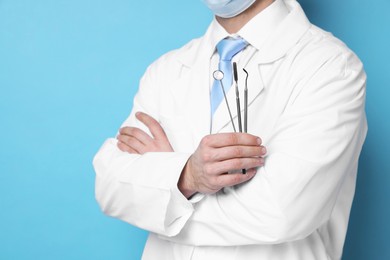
[213,70,236,132]
[243,68,249,134]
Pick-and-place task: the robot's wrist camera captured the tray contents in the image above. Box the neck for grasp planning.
[216,0,275,34]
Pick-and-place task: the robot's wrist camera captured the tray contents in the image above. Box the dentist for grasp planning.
[93,1,367,259]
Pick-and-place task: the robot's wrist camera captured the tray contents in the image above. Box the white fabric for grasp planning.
[93,0,367,259]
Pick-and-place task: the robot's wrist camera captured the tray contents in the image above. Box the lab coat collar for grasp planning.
[198,0,291,62]
[177,0,311,67]
[238,0,289,53]
[253,0,311,64]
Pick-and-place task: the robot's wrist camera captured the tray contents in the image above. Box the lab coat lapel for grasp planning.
[169,45,212,147]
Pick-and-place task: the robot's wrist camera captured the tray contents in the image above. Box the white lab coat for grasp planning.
[93,0,367,259]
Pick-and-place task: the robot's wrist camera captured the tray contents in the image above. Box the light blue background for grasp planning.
[0,0,389,259]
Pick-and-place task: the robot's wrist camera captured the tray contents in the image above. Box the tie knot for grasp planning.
[216,37,248,61]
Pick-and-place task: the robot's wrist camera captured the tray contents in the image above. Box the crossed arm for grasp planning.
[117,111,267,198]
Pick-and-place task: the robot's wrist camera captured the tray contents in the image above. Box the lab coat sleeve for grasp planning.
[93,60,195,237]
[160,50,367,245]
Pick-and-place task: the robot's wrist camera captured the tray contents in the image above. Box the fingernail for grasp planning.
[249,169,257,176]
[245,169,253,175]
[257,138,262,145]
[259,158,265,164]
[262,147,267,154]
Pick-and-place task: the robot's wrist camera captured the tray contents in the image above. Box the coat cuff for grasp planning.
[117,152,196,236]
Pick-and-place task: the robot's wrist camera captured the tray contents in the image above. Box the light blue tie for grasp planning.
[210,37,248,115]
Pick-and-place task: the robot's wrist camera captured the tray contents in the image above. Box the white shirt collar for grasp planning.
[207,0,290,56]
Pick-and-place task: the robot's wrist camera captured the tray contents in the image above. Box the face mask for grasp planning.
[202,0,256,18]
